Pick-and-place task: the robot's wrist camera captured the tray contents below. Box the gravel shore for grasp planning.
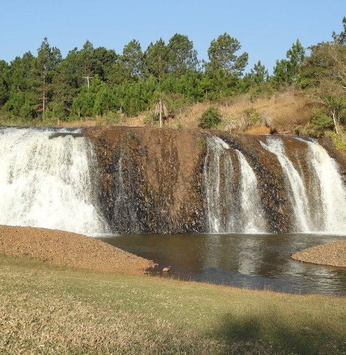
[0,225,155,274]
[292,239,346,268]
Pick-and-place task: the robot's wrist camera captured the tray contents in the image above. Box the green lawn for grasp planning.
[1,254,346,354]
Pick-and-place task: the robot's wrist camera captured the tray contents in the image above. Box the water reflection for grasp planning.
[101,233,346,296]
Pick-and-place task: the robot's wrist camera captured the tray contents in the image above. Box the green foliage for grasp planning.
[330,131,346,152]
[309,109,334,135]
[1,23,346,141]
[121,39,145,81]
[198,106,222,129]
[332,16,346,45]
[206,33,248,77]
[167,34,198,75]
[144,38,169,80]
[272,39,305,87]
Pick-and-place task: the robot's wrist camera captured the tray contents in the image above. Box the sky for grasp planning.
[1,0,345,73]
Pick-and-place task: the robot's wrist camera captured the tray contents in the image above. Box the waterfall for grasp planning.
[204,136,267,233]
[305,139,346,232]
[203,136,233,233]
[262,136,346,233]
[261,137,312,232]
[236,151,267,233]
[0,127,110,236]
[2,126,346,235]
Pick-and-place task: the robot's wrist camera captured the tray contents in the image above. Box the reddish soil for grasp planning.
[0,225,155,274]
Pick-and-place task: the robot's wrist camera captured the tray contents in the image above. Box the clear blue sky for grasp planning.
[1,0,345,72]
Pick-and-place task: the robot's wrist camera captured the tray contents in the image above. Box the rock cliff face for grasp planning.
[84,127,346,234]
[85,127,206,234]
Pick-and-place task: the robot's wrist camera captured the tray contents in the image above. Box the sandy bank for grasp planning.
[0,225,155,274]
[292,239,346,268]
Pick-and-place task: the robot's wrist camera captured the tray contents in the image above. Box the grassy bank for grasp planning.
[1,254,346,354]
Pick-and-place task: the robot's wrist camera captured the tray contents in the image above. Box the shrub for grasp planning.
[310,109,334,132]
[242,107,261,126]
[198,106,222,129]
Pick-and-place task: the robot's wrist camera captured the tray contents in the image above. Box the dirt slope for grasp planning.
[0,225,155,274]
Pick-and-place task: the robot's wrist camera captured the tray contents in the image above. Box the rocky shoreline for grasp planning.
[0,225,155,274]
[292,239,346,268]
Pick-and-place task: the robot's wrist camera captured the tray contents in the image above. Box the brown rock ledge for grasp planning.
[0,225,155,274]
[292,239,346,268]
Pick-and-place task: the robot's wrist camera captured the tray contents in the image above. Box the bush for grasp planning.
[297,109,334,138]
[310,109,334,131]
[198,106,222,129]
[242,107,261,126]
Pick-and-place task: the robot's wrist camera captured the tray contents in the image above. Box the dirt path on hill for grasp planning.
[292,239,346,268]
[0,225,155,274]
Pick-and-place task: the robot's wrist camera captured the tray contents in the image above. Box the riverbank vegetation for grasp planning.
[1,253,346,355]
[1,17,346,143]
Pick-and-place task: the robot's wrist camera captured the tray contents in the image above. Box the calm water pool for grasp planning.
[101,233,346,296]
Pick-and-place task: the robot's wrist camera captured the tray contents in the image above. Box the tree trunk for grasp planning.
[42,91,46,120]
[159,98,163,128]
[332,110,340,135]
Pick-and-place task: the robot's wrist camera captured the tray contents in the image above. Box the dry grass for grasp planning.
[56,91,314,135]
[0,255,225,355]
[1,254,346,354]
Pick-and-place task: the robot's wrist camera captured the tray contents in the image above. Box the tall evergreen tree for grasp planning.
[3,52,37,120]
[272,39,305,87]
[122,39,145,81]
[167,34,199,75]
[34,37,62,119]
[144,39,169,80]
[206,33,248,77]
[0,60,9,107]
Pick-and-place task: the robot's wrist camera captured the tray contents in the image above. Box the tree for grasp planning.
[122,39,145,81]
[167,34,199,75]
[205,33,248,77]
[332,16,346,45]
[34,38,62,119]
[203,33,248,99]
[93,46,117,81]
[144,39,169,80]
[272,39,305,87]
[242,60,269,88]
[198,106,222,129]
[0,60,9,107]
[51,51,80,120]
[301,41,346,134]
[3,52,37,120]
[79,40,97,80]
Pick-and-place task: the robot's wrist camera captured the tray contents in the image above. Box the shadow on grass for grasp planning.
[214,313,346,355]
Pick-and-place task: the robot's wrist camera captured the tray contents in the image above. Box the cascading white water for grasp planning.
[204,136,233,233]
[261,137,312,232]
[236,151,267,233]
[262,136,346,233]
[0,127,110,236]
[305,139,346,232]
[204,136,267,233]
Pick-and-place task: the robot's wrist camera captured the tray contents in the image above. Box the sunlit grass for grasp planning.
[1,254,346,354]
